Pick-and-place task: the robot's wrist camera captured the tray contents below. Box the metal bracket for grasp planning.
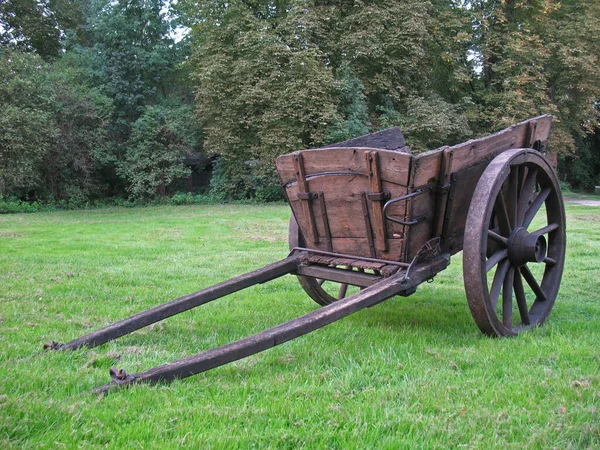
[297,192,318,201]
[366,191,391,202]
[383,187,432,226]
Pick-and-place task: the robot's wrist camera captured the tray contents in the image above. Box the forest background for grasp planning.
[1,0,600,207]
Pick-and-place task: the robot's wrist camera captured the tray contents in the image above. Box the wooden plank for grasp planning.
[366,151,388,252]
[57,256,302,351]
[277,148,411,187]
[94,255,451,394]
[317,192,333,252]
[327,237,405,262]
[441,161,489,255]
[410,149,445,188]
[360,192,377,257]
[404,189,437,261]
[295,266,382,287]
[315,127,407,151]
[286,176,407,239]
[292,152,319,244]
[441,115,552,175]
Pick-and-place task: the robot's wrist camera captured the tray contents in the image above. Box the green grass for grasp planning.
[1,204,598,449]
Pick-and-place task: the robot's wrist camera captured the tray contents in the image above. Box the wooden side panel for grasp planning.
[285,175,409,260]
[442,115,552,174]
[277,147,412,262]
[410,148,445,188]
[403,115,553,259]
[277,147,411,187]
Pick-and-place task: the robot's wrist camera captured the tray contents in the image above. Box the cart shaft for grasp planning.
[95,253,449,393]
[59,255,302,351]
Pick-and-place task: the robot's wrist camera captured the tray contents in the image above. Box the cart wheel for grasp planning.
[463,148,566,337]
[288,216,359,305]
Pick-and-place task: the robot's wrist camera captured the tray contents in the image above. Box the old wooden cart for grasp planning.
[47,115,566,393]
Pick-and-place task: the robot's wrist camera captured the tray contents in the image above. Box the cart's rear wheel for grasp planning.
[463,148,566,337]
[288,216,359,305]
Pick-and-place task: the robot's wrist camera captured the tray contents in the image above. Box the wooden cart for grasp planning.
[46,115,566,393]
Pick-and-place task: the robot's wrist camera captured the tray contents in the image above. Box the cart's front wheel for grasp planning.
[288,216,359,305]
[463,148,566,337]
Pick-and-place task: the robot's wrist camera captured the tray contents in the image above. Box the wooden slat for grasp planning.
[328,237,404,261]
[277,147,411,187]
[366,151,388,252]
[286,177,407,240]
[440,115,552,175]
[292,152,319,244]
[360,192,377,258]
[295,266,382,287]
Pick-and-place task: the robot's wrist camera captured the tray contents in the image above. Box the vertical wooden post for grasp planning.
[366,151,388,252]
[293,152,319,244]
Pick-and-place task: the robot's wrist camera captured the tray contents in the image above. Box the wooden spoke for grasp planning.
[508,168,519,228]
[517,168,537,225]
[488,229,508,246]
[463,148,566,337]
[494,191,512,235]
[486,249,508,273]
[317,278,326,286]
[523,187,551,229]
[543,256,557,267]
[490,260,510,311]
[520,264,547,302]
[532,223,559,236]
[517,166,529,196]
[513,271,530,326]
[502,266,515,328]
[338,283,348,300]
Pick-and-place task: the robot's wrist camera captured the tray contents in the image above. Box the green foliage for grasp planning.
[324,62,372,144]
[190,0,339,198]
[0,50,114,202]
[0,0,84,59]
[0,52,56,196]
[43,54,114,201]
[117,106,193,199]
[2,0,600,203]
[79,0,179,135]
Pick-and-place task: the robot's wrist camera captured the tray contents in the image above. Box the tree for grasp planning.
[78,0,179,139]
[117,106,194,199]
[458,1,600,146]
[190,0,339,199]
[0,0,83,59]
[69,0,201,197]
[42,54,113,202]
[0,50,113,201]
[0,51,55,197]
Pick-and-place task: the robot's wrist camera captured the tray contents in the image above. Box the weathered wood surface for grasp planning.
[315,127,408,151]
[277,147,411,187]
[278,147,411,261]
[94,254,450,394]
[277,115,553,263]
[56,256,302,351]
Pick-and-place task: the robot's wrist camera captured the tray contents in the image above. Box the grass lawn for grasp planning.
[0,203,598,448]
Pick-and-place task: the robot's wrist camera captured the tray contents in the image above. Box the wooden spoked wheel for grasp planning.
[463,148,566,337]
[288,216,359,306]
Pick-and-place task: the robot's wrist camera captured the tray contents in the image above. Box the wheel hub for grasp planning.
[507,227,547,267]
